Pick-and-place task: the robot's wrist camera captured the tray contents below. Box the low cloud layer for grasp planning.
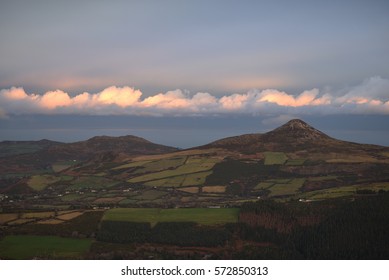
[1,77,388,117]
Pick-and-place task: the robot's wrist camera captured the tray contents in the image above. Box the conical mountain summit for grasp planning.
[262,119,331,143]
[202,118,381,153]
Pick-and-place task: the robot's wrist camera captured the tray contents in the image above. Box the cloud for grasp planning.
[340,76,389,100]
[0,76,388,116]
[39,90,72,109]
[219,93,250,110]
[1,87,29,100]
[93,86,142,107]
[142,90,190,109]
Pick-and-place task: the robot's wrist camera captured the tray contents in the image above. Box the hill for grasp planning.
[0,139,62,158]
[0,135,179,189]
[203,119,385,153]
[44,135,179,161]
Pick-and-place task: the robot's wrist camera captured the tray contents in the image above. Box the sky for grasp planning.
[0,0,388,148]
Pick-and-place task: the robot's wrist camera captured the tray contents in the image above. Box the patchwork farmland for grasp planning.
[1,119,389,259]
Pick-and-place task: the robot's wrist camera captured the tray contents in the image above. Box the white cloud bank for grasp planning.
[0,77,388,117]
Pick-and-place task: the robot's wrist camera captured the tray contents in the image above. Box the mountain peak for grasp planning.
[276,118,315,130]
[266,119,329,141]
[284,119,310,128]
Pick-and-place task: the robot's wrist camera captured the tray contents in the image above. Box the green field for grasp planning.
[144,170,212,187]
[118,198,138,205]
[133,190,167,200]
[52,161,78,172]
[181,171,212,186]
[0,235,92,259]
[264,152,288,165]
[111,160,153,170]
[128,156,219,184]
[254,182,274,190]
[103,208,239,226]
[134,157,187,173]
[308,175,338,181]
[27,175,74,191]
[27,175,62,191]
[299,182,389,200]
[269,178,292,184]
[144,176,185,187]
[268,178,306,197]
[67,176,119,190]
[113,157,187,173]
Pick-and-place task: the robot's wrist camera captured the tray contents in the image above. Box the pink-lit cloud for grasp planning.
[142,90,190,109]
[219,93,250,110]
[0,77,388,117]
[39,90,72,109]
[255,88,333,107]
[93,86,142,107]
[2,86,30,100]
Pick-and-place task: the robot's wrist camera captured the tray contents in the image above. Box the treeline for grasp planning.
[97,221,231,247]
[238,194,389,259]
[239,200,323,233]
[296,193,389,259]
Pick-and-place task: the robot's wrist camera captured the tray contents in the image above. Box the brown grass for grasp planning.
[21,212,55,219]
[180,197,195,203]
[179,187,199,194]
[325,153,380,163]
[0,213,19,225]
[57,210,76,215]
[202,186,226,193]
[56,211,84,221]
[37,219,65,225]
[7,219,34,225]
[382,152,389,158]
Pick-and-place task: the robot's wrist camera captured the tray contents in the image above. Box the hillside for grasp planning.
[203,119,386,153]
[0,135,179,189]
[0,139,62,158]
[44,135,179,161]
[1,119,388,204]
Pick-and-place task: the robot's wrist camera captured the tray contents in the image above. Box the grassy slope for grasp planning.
[0,235,92,259]
[264,152,288,165]
[127,156,219,184]
[27,175,61,191]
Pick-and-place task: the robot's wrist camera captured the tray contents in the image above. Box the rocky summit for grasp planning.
[266,119,329,141]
